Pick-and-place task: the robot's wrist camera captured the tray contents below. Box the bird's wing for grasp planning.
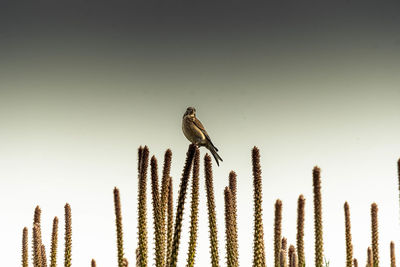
[192,117,207,135]
[192,117,218,151]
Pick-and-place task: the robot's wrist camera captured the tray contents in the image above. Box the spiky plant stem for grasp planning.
[252,146,266,267]
[204,153,221,267]
[281,238,287,252]
[33,206,43,267]
[169,144,196,267]
[296,195,305,267]
[151,156,163,267]
[64,203,72,267]
[391,241,396,267]
[166,176,174,267]
[274,200,283,267]
[371,203,379,267]
[22,227,28,267]
[33,223,43,267]
[313,166,324,267]
[114,187,125,267]
[160,149,172,267]
[91,259,96,267]
[136,248,141,267]
[353,258,358,267]
[228,171,238,218]
[50,217,58,267]
[227,171,239,267]
[186,147,200,267]
[367,247,373,267]
[288,245,298,267]
[138,146,143,174]
[229,170,238,258]
[280,249,288,267]
[344,202,353,267]
[224,187,239,267]
[41,244,48,267]
[34,205,41,225]
[280,238,287,267]
[137,146,149,267]
[396,163,400,267]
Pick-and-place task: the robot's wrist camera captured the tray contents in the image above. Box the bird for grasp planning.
[182,107,223,166]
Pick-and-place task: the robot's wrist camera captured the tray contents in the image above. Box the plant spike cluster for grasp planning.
[64,203,72,267]
[288,245,298,267]
[224,187,238,267]
[41,244,48,267]
[26,204,68,267]
[160,149,172,267]
[166,176,174,267]
[18,149,400,267]
[344,202,353,267]
[204,153,221,267]
[367,247,373,267]
[297,195,306,267]
[228,171,239,258]
[252,146,266,267]
[313,166,324,267]
[50,217,59,267]
[169,144,196,267]
[22,227,29,267]
[281,237,287,252]
[114,187,125,267]
[280,237,288,267]
[33,206,43,267]
[186,147,200,267]
[33,223,43,267]
[398,158,400,226]
[150,155,163,267]
[371,203,379,267]
[136,247,141,267]
[137,146,149,267]
[274,199,283,267]
[391,241,396,267]
[224,170,239,267]
[280,250,288,267]
[34,205,41,224]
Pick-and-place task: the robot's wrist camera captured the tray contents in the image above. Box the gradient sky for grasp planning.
[1,1,400,266]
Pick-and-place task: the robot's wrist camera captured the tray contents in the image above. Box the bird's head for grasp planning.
[184,107,196,118]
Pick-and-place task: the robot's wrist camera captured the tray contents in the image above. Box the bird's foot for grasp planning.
[192,142,201,148]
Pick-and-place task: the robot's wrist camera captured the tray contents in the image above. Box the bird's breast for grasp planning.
[182,118,205,144]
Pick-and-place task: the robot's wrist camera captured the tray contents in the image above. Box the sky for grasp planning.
[1,0,400,266]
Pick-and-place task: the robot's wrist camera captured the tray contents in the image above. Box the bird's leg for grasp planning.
[192,142,200,148]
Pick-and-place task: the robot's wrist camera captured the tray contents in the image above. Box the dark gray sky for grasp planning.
[2,1,400,64]
[1,1,399,97]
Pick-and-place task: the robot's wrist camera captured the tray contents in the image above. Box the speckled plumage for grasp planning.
[182,107,223,166]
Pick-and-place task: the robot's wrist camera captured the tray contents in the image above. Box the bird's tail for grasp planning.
[207,143,223,166]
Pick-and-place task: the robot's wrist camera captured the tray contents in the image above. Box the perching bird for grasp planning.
[182,107,223,166]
